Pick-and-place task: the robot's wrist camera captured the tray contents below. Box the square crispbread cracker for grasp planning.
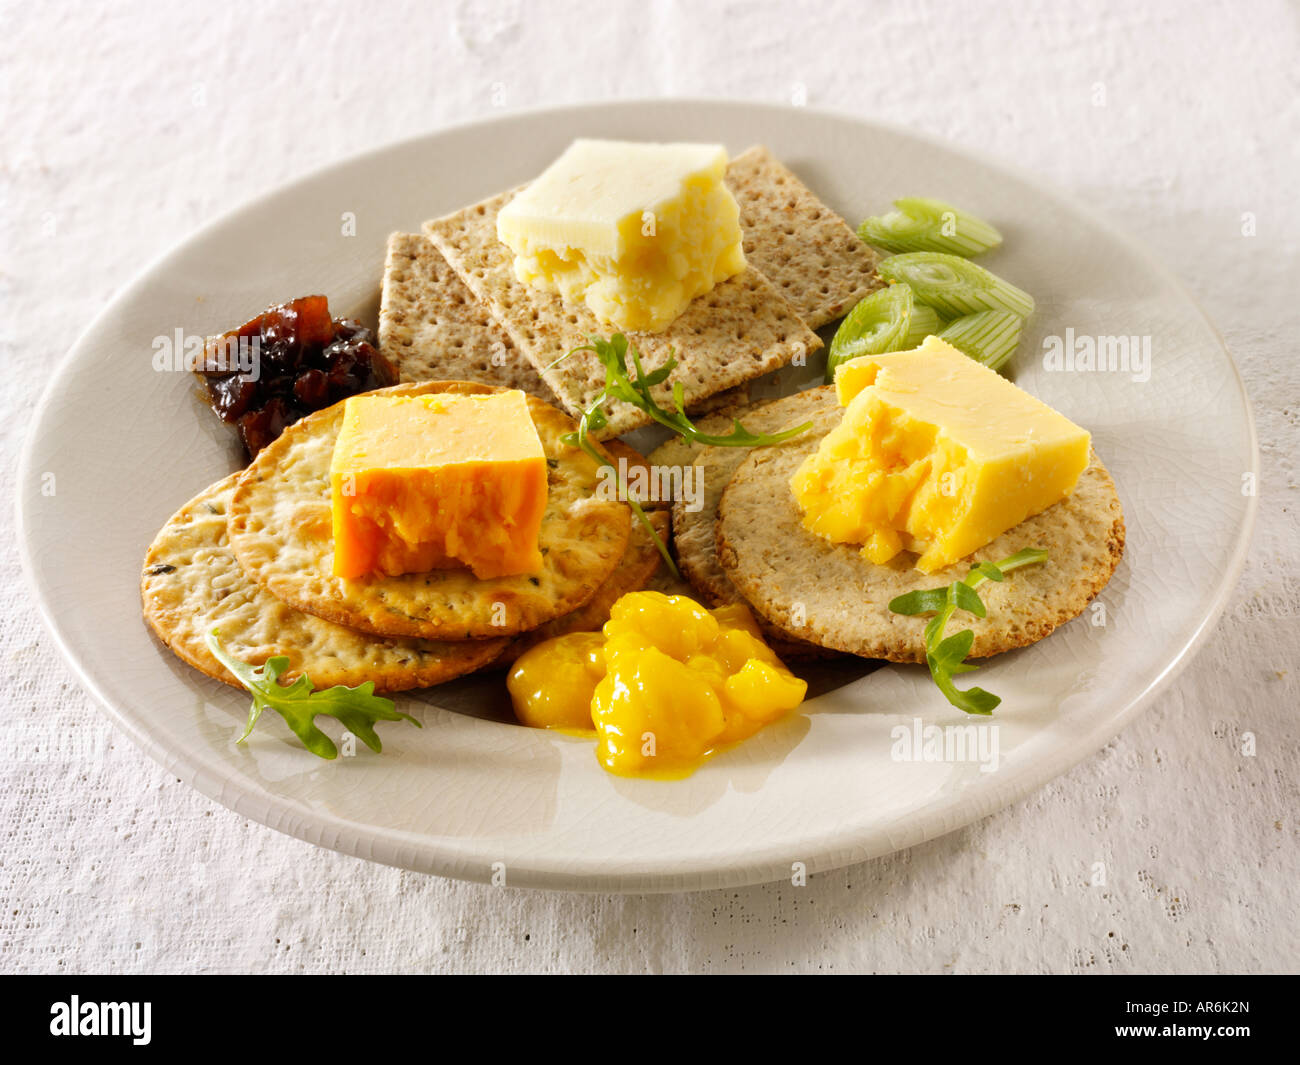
[226,381,631,641]
[423,190,820,439]
[141,474,508,693]
[379,231,557,401]
[715,415,1126,664]
[726,145,882,328]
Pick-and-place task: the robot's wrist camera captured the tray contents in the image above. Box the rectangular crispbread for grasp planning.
[423,190,820,439]
[378,231,557,401]
[725,145,882,328]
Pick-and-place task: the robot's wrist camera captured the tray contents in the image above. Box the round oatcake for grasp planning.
[226,380,631,640]
[142,474,508,692]
[669,386,842,660]
[715,410,1126,663]
[672,388,834,604]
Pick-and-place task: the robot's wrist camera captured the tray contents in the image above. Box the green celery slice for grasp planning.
[903,303,943,347]
[825,285,918,382]
[859,197,1003,257]
[877,252,1034,318]
[939,310,1025,371]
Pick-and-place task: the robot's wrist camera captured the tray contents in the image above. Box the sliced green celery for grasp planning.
[877,252,1034,319]
[903,303,943,347]
[825,286,920,382]
[938,311,1025,371]
[859,198,1003,257]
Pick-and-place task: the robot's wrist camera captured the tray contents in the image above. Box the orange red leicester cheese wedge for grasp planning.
[329,389,548,580]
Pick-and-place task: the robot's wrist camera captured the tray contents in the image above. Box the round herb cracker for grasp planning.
[493,508,671,667]
[226,380,631,640]
[715,410,1126,663]
[142,474,508,692]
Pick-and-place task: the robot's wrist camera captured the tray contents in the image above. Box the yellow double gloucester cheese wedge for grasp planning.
[791,336,1091,573]
[330,390,547,580]
[495,139,747,333]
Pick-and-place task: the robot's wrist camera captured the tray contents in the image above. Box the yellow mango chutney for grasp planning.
[506,591,807,778]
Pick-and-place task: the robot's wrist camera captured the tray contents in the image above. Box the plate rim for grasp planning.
[16,97,1260,892]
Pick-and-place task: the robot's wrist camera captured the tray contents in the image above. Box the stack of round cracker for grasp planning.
[651,386,1126,664]
[141,381,669,694]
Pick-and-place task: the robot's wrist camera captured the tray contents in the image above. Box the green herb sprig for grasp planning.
[554,334,814,449]
[563,384,680,577]
[552,334,814,578]
[207,631,419,759]
[889,548,1048,715]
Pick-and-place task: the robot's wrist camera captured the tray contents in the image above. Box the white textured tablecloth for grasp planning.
[3,0,1296,974]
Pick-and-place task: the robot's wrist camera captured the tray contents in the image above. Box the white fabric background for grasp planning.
[2,0,1296,974]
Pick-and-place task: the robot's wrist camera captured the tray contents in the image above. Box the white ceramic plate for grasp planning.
[18,100,1256,892]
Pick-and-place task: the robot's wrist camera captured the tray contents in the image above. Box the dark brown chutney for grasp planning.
[196,294,397,459]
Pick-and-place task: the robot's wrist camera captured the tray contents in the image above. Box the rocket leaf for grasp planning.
[207,631,419,759]
[554,334,813,450]
[889,548,1048,715]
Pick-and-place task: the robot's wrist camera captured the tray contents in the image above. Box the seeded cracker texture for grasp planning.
[423,189,821,439]
[488,441,670,665]
[142,474,509,692]
[378,231,559,402]
[667,386,844,660]
[599,439,669,510]
[715,411,1126,663]
[725,145,883,329]
[492,508,671,668]
[226,380,631,641]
